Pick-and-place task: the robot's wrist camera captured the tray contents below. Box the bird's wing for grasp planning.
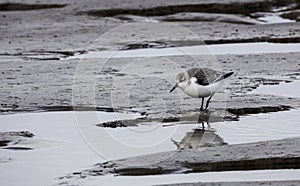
[187,68,223,86]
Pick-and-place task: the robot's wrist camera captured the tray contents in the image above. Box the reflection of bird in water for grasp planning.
[171,128,227,150]
[170,68,233,111]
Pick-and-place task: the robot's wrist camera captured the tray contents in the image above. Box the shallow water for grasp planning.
[215,109,300,144]
[94,109,300,155]
[252,80,300,98]
[84,169,300,186]
[257,13,295,24]
[0,111,139,186]
[1,109,300,185]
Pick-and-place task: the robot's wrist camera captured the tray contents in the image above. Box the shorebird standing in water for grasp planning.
[170,68,233,111]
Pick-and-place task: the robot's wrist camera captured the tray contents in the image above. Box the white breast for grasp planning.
[181,77,222,98]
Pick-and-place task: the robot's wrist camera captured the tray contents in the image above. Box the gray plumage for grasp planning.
[187,68,233,86]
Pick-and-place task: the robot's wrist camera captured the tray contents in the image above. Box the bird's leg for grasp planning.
[201,121,205,131]
[205,93,215,111]
[197,115,205,131]
[206,121,211,129]
[200,98,204,111]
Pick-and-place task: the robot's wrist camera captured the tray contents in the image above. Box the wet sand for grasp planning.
[1,0,300,185]
[1,0,300,115]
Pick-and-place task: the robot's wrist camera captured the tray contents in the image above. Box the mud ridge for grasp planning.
[160,12,261,25]
[97,117,180,128]
[0,50,86,61]
[281,10,300,21]
[121,41,174,50]
[58,137,300,183]
[39,106,118,112]
[3,147,33,150]
[97,110,238,128]
[184,156,300,173]
[204,36,300,44]
[157,180,300,186]
[0,3,66,11]
[96,117,178,128]
[83,1,296,17]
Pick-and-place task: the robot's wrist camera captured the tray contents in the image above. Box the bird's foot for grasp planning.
[194,125,205,131]
[204,108,210,113]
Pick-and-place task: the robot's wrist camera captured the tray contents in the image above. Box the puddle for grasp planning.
[91,109,300,156]
[251,12,295,24]
[81,169,300,186]
[215,109,300,144]
[67,42,300,59]
[252,80,300,98]
[257,14,294,23]
[171,129,227,150]
[0,111,138,186]
[2,109,300,158]
[1,109,300,185]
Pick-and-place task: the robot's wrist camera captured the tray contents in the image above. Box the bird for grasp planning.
[170,68,233,111]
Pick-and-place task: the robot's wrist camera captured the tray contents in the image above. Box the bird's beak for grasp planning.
[170,84,177,93]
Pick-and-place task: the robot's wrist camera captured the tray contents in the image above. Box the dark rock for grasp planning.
[101,120,127,128]
[0,131,35,150]
[227,105,291,115]
[0,140,11,147]
[162,117,180,123]
[0,131,34,138]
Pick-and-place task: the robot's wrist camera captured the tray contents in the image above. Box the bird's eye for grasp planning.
[179,76,185,82]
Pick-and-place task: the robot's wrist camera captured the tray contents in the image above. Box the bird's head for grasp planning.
[170,72,190,92]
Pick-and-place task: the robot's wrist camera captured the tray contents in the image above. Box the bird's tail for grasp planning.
[212,72,234,83]
[224,72,234,79]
